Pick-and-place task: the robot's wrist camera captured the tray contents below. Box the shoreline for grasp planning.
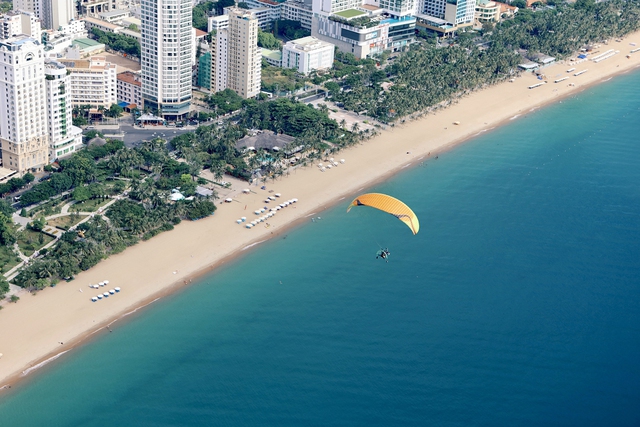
[2,32,640,392]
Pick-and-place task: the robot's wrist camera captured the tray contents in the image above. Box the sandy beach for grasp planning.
[1,32,639,390]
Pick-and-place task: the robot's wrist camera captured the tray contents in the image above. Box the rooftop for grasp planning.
[73,38,103,48]
[287,36,333,51]
[98,9,130,18]
[261,48,282,61]
[333,9,366,19]
[82,16,122,30]
[117,71,141,86]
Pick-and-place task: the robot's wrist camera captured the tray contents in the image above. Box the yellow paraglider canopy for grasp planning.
[347,193,419,235]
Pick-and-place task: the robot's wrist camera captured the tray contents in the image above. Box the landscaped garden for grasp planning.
[16,229,54,257]
[48,214,88,230]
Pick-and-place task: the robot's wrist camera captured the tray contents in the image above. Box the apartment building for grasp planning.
[210,7,261,99]
[1,11,42,41]
[117,70,143,107]
[44,60,83,160]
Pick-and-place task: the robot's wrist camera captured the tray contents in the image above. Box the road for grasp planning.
[116,125,196,147]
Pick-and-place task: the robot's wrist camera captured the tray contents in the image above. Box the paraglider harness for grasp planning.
[376,248,390,262]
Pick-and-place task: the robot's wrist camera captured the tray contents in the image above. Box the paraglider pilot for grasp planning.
[376,248,390,262]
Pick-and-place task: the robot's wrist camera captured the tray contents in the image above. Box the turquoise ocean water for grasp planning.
[1,71,640,426]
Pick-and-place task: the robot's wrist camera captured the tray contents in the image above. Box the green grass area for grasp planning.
[261,65,308,93]
[334,9,366,18]
[48,214,88,230]
[27,196,70,217]
[69,198,110,213]
[0,245,21,273]
[17,229,54,257]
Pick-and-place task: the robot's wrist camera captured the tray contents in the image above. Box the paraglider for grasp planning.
[347,193,419,235]
[347,193,419,262]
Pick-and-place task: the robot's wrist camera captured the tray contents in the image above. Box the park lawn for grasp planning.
[0,245,21,273]
[70,198,111,213]
[17,229,54,257]
[48,214,88,230]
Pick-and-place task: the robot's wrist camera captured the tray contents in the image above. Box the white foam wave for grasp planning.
[242,240,266,251]
[22,350,70,377]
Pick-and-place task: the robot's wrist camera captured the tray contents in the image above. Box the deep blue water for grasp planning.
[1,72,640,426]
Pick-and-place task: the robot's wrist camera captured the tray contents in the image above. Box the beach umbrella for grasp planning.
[103,292,110,297]
[275,193,281,197]
[340,159,345,163]
[243,189,250,194]
[115,287,121,292]
[104,280,109,284]
[246,224,252,229]
[92,297,97,302]
[109,290,115,294]
[97,295,103,299]
[237,219,242,224]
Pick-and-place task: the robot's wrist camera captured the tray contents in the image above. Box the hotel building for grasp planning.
[0,36,49,172]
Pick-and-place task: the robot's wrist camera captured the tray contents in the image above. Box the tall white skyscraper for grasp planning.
[0,36,49,172]
[211,7,261,99]
[141,0,192,119]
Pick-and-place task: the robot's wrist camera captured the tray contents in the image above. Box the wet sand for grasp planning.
[1,32,639,390]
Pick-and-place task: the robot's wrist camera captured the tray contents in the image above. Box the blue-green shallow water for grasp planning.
[2,72,640,426]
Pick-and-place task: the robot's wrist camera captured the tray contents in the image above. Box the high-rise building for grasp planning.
[44,60,83,160]
[13,0,43,20]
[44,0,76,30]
[0,36,49,172]
[211,7,261,99]
[141,0,192,119]
[14,0,75,29]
